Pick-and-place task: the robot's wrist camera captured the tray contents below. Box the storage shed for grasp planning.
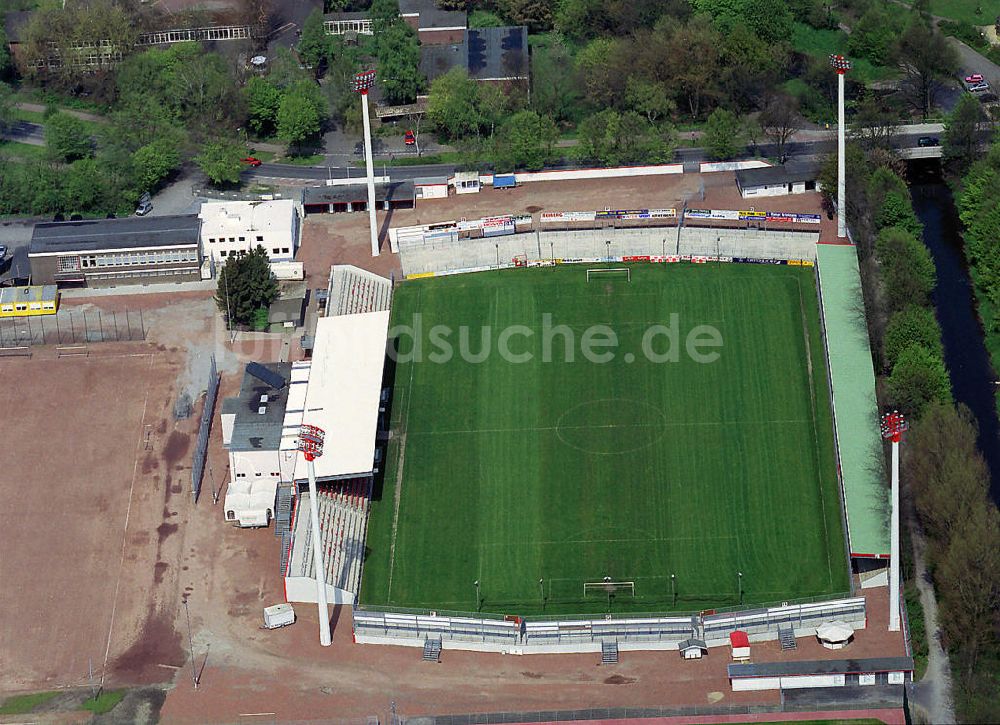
[730,630,751,661]
[728,656,914,692]
[679,638,708,659]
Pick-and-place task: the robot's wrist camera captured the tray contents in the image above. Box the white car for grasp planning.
[968,82,990,93]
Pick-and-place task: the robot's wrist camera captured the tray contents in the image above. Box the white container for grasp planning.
[263,603,296,629]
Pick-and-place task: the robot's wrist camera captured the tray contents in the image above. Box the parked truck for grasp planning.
[262,603,296,629]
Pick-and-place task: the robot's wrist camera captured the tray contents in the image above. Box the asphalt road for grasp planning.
[1,120,45,146]
[244,130,951,183]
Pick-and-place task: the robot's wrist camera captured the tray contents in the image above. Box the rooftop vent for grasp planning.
[258,406,267,415]
[260,394,269,403]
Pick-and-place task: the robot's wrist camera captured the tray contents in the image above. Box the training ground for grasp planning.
[360,263,849,616]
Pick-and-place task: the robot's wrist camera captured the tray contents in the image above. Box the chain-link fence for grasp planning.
[192,354,220,504]
[0,308,146,347]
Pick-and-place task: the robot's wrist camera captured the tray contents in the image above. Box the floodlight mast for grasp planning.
[830,54,851,239]
[881,411,908,632]
[353,70,380,258]
[297,424,332,646]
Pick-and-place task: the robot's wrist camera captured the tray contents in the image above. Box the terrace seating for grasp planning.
[291,478,373,596]
[326,265,392,317]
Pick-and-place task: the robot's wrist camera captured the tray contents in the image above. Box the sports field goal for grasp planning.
[586,267,630,282]
[584,580,636,598]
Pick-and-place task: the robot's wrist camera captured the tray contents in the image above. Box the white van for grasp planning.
[262,603,296,629]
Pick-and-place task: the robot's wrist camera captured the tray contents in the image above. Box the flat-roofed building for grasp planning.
[29,215,202,288]
[198,199,300,266]
[0,285,59,317]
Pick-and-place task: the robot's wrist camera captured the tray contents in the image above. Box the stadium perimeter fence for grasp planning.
[353,594,864,652]
[0,308,146,347]
[191,354,220,504]
[395,217,821,279]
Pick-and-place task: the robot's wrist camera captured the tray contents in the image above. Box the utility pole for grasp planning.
[881,411,908,632]
[183,599,198,688]
[830,54,851,239]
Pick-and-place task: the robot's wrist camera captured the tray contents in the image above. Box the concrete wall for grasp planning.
[284,576,355,605]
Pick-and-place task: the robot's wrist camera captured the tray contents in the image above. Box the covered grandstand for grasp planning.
[282,309,392,605]
[325,265,393,317]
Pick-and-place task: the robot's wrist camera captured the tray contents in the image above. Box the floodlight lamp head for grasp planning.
[353,69,376,94]
[829,54,851,74]
[296,424,326,461]
[880,411,908,443]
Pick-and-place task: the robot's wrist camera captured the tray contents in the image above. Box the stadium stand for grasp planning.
[325,265,392,317]
[286,478,372,598]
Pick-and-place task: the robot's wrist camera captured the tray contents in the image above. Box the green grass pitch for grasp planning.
[360,263,849,615]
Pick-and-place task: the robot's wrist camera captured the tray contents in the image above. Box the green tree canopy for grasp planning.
[374,22,422,105]
[277,84,323,151]
[493,110,558,171]
[45,112,91,162]
[578,109,676,165]
[195,137,246,186]
[691,0,792,44]
[132,137,183,193]
[297,9,332,71]
[887,343,952,416]
[876,225,936,310]
[246,77,284,136]
[215,246,279,328]
[703,107,744,161]
[427,68,483,140]
[944,93,983,172]
[883,305,943,369]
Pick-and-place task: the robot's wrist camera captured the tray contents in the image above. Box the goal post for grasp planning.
[583,580,636,598]
[586,268,630,282]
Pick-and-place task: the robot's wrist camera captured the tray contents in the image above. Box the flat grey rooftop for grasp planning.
[736,162,821,188]
[228,362,292,452]
[728,656,914,679]
[29,215,201,255]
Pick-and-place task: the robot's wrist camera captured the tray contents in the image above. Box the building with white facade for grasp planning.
[736,162,822,199]
[199,199,301,266]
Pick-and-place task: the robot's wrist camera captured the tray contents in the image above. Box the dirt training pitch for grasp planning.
[0,347,190,691]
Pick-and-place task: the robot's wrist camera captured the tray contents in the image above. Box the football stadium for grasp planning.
[360,261,848,616]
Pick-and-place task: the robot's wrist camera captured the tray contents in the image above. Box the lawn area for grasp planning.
[0,139,48,160]
[905,0,1000,25]
[790,22,896,84]
[361,263,847,616]
[10,108,106,138]
[0,692,59,715]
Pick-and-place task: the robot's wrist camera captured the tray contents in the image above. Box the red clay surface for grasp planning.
[296,173,842,283]
[0,345,189,691]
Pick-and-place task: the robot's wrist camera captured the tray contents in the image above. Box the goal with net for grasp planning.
[586,268,631,282]
[583,580,636,598]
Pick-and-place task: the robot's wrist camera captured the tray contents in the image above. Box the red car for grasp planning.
[404,130,416,146]
[242,156,263,167]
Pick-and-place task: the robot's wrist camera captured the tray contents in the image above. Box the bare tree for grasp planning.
[759,94,799,163]
[894,17,959,119]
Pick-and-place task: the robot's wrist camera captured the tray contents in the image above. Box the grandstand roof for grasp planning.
[816,243,889,557]
[292,311,390,481]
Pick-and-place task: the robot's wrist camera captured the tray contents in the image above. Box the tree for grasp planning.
[500,0,555,31]
[704,108,744,161]
[577,109,675,165]
[45,112,91,162]
[277,85,322,151]
[374,22,422,105]
[195,138,246,185]
[554,0,608,41]
[246,77,284,136]
[759,95,799,163]
[852,94,900,153]
[875,190,923,238]
[370,0,401,34]
[937,504,1000,676]
[944,94,983,172]
[132,137,182,192]
[894,17,959,118]
[660,16,723,119]
[907,402,991,549]
[215,246,279,328]
[297,9,331,71]
[876,226,936,310]
[530,38,579,124]
[427,68,483,140]
[692,0,792,44]
[884,305,942,368]
[0,81,13,133]
[847,5,895,65]
[887,344,951,416]
[493,110,557,170]
[625,78,674,125]
[575,37,622,109]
